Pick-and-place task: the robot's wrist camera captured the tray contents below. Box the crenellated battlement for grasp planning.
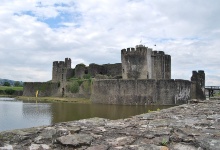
[121,45,148,55]
[53,61,65,67]
[65,58,71,61]
[164,54,171,59]
[53,58,71,68]
[152,51,165,55]
[65,58,71,68]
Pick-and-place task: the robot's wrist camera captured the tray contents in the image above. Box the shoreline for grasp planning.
[0,99,220,149]
[16,96,91,104]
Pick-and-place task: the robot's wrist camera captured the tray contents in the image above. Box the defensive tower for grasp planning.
[121,45,171,80]
[121,45,152,79]
[52,58,73,82]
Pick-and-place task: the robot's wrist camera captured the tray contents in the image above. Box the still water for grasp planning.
[0,97,173,131]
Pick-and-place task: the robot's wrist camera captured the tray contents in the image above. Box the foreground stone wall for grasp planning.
[23,82,60,97]
[91,79,191,105]
[1,99,219,150]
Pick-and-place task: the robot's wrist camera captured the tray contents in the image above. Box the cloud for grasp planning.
[0,0,219,85]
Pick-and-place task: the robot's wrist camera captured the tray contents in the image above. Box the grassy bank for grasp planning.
[16,96,91,104]
[0,86,23,97]
[0,86,23,91]
[0,95,16,98]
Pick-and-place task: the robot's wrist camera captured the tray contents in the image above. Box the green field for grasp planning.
[0,86,23,91]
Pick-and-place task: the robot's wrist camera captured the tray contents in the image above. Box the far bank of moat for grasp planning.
[1,99,220,150]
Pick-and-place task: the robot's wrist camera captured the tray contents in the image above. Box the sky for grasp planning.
[0,0,220,85]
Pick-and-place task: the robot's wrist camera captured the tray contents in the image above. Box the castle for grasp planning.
[23,45,205,105]
[51,44,171,81]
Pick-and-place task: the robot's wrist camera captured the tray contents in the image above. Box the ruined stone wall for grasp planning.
[88,64,103,77]
[23,82,60,97]
[75,64,87,78]
[174,79,191,104]
[91,79,191,105]
[103,63,122,77]
[75,63,122,78]
[191,70,206,100]
[66,69,74,80]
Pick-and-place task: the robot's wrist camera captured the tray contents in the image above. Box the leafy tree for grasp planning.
[67,81,79,93]
[3,82,10,86]
[14,81,21,87]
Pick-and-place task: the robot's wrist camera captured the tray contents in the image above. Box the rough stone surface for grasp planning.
[57,134,93,146]
[0,99,220,150]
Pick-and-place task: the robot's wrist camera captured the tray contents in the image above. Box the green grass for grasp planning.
[16,96,91,104]
[0,86,23,91]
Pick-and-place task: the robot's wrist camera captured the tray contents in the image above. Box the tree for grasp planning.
[14,81,21,87]
[3,82,10,86]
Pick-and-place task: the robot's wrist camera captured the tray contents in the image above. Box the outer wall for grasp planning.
[91,79,191,105]
[23,82,60,97]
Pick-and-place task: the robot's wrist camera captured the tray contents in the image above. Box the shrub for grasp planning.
[77,79,84,86]
[95,74,109,79]
[14,81,21,87]
[3,82,10,86]
[67,81,79,93]
[5,89,15,95]
[82,80,91,92]
[83,74,91,79]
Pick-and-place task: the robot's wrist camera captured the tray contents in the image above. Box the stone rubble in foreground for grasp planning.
[0,99,220,150]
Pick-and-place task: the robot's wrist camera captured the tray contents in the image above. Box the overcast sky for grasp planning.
[0,0,220,85]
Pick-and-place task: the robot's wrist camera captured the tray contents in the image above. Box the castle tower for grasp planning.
[121,45,171,80]
[151,51,171,79]
[52,58,73,82]
[121,45,152,79]
[65,58,71,68]
[152,51,164,79]
[164,55,171,79]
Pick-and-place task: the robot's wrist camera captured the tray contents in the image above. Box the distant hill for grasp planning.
[0,78,23,86]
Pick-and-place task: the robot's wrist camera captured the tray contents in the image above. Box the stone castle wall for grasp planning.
[75,63,122,78]
[190,70,206,99]
[91,79,191,105]
[23,80,92,98]
[23,82,60,97]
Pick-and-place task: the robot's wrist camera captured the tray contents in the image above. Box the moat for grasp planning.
[0,97,173,131]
